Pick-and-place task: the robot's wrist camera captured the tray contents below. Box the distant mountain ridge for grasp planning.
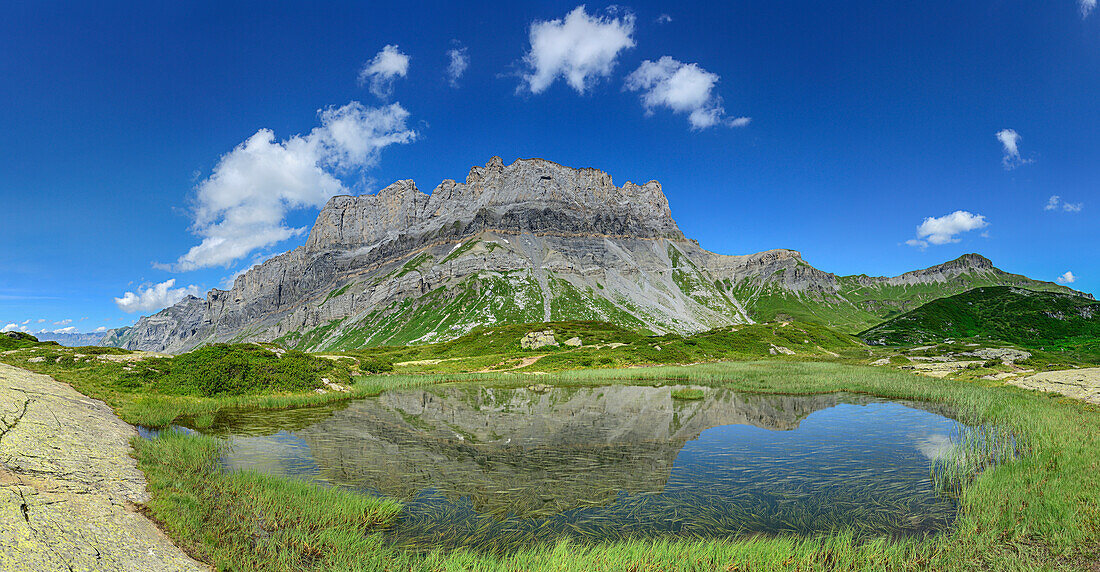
[109,157,1086,353]
[859,286,1100,349]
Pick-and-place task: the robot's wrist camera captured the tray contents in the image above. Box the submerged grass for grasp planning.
[133,361,1100,570]
[930,424,1029,497]
[670,387,705,400]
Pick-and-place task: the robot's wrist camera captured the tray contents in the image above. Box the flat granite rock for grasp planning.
[0,362,206,572]
[1010,368,1100,405]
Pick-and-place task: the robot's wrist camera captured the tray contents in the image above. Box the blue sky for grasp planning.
[1,0,1097,333]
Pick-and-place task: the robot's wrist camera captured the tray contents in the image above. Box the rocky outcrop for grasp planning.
[520,330,557,349]
[1010,368,1100,405]
[114,157,1088,353]
[0,363,205,571]
[106,297,205,352]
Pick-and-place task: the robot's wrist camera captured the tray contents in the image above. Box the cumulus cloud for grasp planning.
[624,56,749,130]
[996,129,1032,169]
[359,45,410,99]
[20,319,29,325]
[905,211,989,249]
[521,6,636,94]
[53,326,78,334]
[656,14,673,24]
[114,279,202,314]
[447,44,469,87]
[1057,271,1077,284]
[1045,195,1083,212]
[1,323,23,333]
[158,102,416,271]
[1082,0,1097,18]
[94,326,108,332]
[53,319,72,326]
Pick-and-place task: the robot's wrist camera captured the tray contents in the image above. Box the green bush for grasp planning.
[671,388,705,400]
[119,344,350,397]
[359,356,394,374]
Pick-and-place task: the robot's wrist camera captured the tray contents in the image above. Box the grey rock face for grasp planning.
[520,330,558,350]
[0,363,206,571]
[110,296,206,352]
[114,157,1085,353]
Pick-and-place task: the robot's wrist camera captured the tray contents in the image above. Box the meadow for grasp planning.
[2,330,1098,570]
[131,362,1100,571]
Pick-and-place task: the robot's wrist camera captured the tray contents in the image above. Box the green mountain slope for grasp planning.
[727,254,1081,334]
[338,319,866,374]
[858,286,1100,350]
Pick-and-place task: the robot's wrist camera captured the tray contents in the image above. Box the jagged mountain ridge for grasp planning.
[114,157,1084,353]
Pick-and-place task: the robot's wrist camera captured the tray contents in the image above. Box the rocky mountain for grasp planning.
[30,331,112,347]
[114,157,1084,353]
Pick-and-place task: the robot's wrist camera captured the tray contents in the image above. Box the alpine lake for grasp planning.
[147,384,972,554]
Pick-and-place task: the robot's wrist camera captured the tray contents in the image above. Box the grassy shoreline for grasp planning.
[130,362,1100,571]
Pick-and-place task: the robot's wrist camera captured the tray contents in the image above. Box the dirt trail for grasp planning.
[0,362,206,571]
[478,354,548,373]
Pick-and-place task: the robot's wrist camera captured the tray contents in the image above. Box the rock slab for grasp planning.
[520,330,558,350]
[0,362,206,572]
[1010,368,1100,405]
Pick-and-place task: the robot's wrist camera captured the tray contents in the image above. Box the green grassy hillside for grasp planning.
[0,331,48,351]
[340,319,866,374]
[730,267,1079,334]
[859,286,1100,352]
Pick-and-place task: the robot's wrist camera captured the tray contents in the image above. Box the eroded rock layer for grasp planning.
[113,157,1084,352]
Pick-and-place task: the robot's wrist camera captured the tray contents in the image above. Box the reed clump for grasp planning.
[670,387,705,400]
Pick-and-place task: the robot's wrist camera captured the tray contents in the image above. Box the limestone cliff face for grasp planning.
[115,157,1084,352]
[306,156,682,253]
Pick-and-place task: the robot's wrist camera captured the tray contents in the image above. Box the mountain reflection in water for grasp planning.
[207,384,961,551]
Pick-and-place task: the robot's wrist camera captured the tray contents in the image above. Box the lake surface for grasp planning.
[198,385,963,552]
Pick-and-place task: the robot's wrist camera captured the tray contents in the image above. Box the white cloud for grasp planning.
[53,326,78,334]
[159,101,416,271]
[20,319,29,325]
[624,56,748,130]
[36,319,45,323]
[906,211,989,249]
[1,323,20,332]
[1058,271,1077,284]
[656,14,673,24]
[358,45,410,99]
[521,6,636,94]
[1082,0,1097,18]
[447,44,469,87]
[94,326,108,332]
[114,279,202,314]
[1045,195,1083,212]
[996,129,1032,170]
[53,319,72,326]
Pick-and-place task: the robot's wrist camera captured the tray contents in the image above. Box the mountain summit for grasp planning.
[110,157,1081,353]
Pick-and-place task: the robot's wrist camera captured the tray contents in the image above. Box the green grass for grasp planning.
[339,319,866,374]
[321,283,352,305]
[0,331,53,350]
[131,361,1100,570]
[730,261,1082,334]
[861,286,1100,356]
[133,430,402,570]
[0,342,359,427]
[119,343,352,396]
[670,387,704,400]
